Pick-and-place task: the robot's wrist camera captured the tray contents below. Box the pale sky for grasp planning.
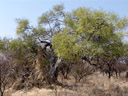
[0,0,128,38]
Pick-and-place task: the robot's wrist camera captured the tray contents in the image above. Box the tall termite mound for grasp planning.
[13,45,50,90]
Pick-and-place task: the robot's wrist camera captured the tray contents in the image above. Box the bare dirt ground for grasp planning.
[5,72,128,96]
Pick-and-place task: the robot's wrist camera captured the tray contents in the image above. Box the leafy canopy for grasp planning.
[52,7,128,60]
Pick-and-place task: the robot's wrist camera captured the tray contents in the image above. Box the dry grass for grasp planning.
[7,72,128,96]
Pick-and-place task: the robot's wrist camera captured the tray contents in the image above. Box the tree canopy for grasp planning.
[52,7,128,61]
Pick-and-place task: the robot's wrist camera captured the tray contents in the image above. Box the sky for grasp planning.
[0,0,128,38]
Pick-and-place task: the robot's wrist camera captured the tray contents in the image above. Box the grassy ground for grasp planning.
[5,72,128,96]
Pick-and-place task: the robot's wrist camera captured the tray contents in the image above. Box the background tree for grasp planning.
[0,53,15,96]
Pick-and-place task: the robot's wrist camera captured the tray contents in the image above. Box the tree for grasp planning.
[52,7,128,78]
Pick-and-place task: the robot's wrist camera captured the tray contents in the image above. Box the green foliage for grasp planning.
[52,7,128,60]
[9,38,27,57]
[0,37,10,52]
[0,39,5,51]
[52,33,81,60]
[38,4,65,37]
[16,19,30,35]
